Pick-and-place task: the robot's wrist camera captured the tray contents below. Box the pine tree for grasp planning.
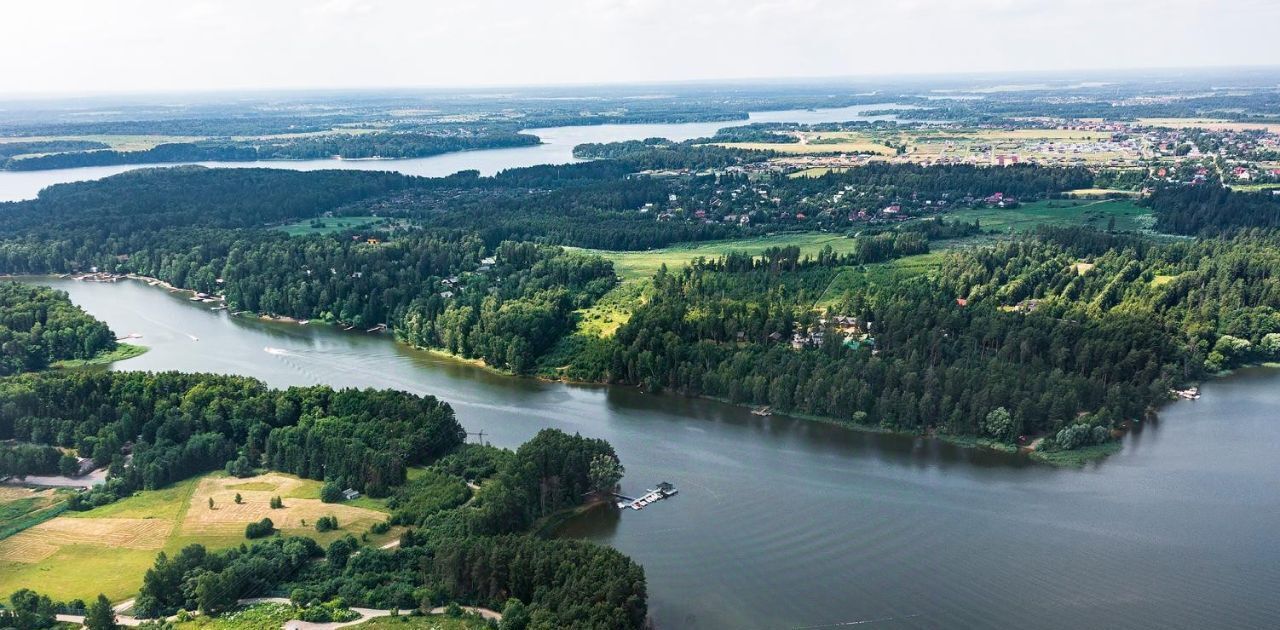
[85,594,117,630]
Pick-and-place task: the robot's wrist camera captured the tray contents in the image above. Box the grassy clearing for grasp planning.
[354,614,492,630]
[573,281,647,338]
[66,477,196,521]
[788,166,851,178]
[934,199,1152,233]
[0,488,72,542]
[812,252,945,308]
[173,603,302,630]
[1030,441,1123,466]
[276,216,388,236]
[1066,188,1140,198]
[715,139,894,155]
[0,134,204,151]
[50,342,148,369]
[579,232,870,283]
[0,472,393,603]
[1229,183,1280,192]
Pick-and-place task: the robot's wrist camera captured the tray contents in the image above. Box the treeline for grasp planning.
[125,428,641,627]
[1,367,646,626]
[792,162,1094,200]
[565,226,1280,450]
[572,139,770,170]
[0,140,110,167]
[0,443,63,478]
[1,131,539,171]
[0,282,117,375]
[281,429,639,628]
[0,167,422,239]
[0,371,465,504]
[0,169,619,372]
[1149,185,1280,235]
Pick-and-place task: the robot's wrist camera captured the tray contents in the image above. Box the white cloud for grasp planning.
[0,0,1276,95]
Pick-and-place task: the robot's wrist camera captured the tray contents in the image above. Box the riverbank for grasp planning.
[19,272,1171,467]
[50,342,148,369]
[532,494,613,538]
[24,273,1280,630]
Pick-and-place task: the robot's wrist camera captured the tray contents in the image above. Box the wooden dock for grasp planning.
[614,482,678,511]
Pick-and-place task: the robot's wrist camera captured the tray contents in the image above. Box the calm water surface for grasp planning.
[0,104,910,202]
[24,278,1280,629]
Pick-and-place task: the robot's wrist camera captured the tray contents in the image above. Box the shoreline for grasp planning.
[22,272,1245,468]
[50,342,149,369]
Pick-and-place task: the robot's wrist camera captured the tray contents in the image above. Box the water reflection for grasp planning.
[23,277,1280,630]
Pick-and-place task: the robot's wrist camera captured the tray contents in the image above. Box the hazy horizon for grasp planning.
[3,0,1277,96]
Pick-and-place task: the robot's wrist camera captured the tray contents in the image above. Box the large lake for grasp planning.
[0,104,908,202]
[27,277,1280,629]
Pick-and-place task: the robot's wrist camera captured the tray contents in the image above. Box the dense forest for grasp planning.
[0,282,117,376]
[0,371,646,628]
[0,169,621,372]
[0,157,1137,380]
[0,371,464,502]
[561,226,1280,452]
[1149,185,1280,235]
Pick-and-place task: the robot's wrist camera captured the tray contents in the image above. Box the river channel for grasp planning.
[23,277,1280,629]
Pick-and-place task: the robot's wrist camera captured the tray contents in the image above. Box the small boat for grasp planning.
[751,406,772,417]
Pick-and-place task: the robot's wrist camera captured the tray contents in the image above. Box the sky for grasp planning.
[1,0,1278,95]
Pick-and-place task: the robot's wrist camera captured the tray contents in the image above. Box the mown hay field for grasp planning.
[0,472,392,602]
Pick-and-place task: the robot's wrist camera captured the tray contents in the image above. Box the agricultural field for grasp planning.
[746,126,1142,168]
[0,472,395,602]
[0,486,72,540]
[716,132,895,155]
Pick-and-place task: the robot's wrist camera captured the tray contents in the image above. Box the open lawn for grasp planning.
[276,216,390,236]
[578,232,875,282]
[0,472,393,603]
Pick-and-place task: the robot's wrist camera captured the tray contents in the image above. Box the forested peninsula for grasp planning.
[0,369,646,628]
[1,149,1278,464]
